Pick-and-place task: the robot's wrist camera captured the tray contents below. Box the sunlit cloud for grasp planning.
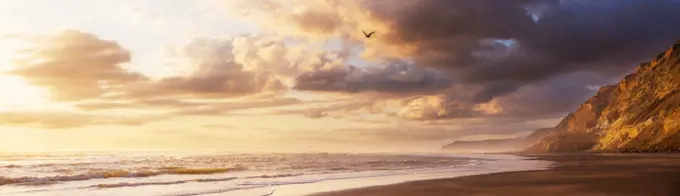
[1,0,679,152]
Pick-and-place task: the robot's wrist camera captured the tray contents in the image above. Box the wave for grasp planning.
[2,161,483,187]
[2,164,21,168]
[90,177,239,188]
[88,173,305,189]
[3,172,306,190]
[93,181,189,188]
[246,173,304,179]
[159,180,318,196]
[0,166,247,186]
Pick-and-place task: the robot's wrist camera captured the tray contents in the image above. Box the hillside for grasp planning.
[526,40,680,153]
[441,128,553,153]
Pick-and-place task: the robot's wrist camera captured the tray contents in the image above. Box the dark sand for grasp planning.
[313,154,680,196]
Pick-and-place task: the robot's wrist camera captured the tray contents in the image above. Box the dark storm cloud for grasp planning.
[490,72,615,119]
[293,59,453,94]
[394,70,623,121]
[355,0,680,120]
[361,0,680,99]
[472,81,521,103]
[248,0,680,121]
[218,0,680,123]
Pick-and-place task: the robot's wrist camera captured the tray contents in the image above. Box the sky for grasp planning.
[1,0,680,153]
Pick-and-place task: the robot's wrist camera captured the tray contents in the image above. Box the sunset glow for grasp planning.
[0,0,678,153]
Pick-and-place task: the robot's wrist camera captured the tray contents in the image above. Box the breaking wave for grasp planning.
[90,177,240,188]
[0,152,503,196]
[246,173,304,179]
[1,166,247,186]
[87,173,305,189]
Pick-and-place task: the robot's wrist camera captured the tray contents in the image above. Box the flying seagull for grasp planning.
[362,30,375,38]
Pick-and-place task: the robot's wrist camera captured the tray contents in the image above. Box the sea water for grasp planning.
[0,152,552,196]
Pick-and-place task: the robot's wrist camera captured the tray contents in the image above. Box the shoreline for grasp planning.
[312,153,680,196]
[234,154,552,196]
[0,153,550,196]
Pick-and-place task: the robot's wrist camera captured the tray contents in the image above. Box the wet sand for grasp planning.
[313,154,680,196]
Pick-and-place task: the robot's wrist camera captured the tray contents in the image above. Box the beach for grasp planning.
[2,153,678,196]
[0,152,546,196]
[313,154,680,196]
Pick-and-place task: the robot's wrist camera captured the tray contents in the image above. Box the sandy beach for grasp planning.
[313,154,680,196]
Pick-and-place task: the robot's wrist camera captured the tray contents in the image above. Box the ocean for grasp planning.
[0,152,551,196]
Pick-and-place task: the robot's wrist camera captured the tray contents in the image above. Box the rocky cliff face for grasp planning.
[442,128,553,153]
[526,40,680,153]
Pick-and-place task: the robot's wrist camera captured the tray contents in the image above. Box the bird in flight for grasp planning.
[363,30,375,38]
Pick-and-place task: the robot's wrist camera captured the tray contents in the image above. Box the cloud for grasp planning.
[498,71,624,116]
[273,117,554,143]
[45,96,304,128]
[223,0,680,121]
[74,98,204,111]
[396,70,622,121]
[219,0,384,41]
[5,0,679,142]
[7,31,341,102]
[124,36,289,99]
[201,124,238,129]
[0,109,165,129]
[119,34,357,100]
[268,98,375,118]
[70,34,358,117]
[7,30,146,101]
[293,59,453,94]
[283,71,620,121]
[76,96,306,117]
[3,30,359,128]
[359,0,680,84]
[397,95,476,120]
[172,97,303,116]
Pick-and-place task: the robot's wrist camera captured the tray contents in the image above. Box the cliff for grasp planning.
[441,128,553,153]
[526,40,680,153]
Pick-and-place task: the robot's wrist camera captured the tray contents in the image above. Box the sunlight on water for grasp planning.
[0,152,551,196]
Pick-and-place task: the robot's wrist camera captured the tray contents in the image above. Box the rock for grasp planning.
[526,40,680,153]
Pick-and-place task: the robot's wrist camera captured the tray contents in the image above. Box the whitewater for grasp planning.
[0,152,552,196]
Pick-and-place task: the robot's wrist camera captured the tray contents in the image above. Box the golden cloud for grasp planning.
[7,30,146,101]
[0,109,166,129]
[218,0,414,60]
